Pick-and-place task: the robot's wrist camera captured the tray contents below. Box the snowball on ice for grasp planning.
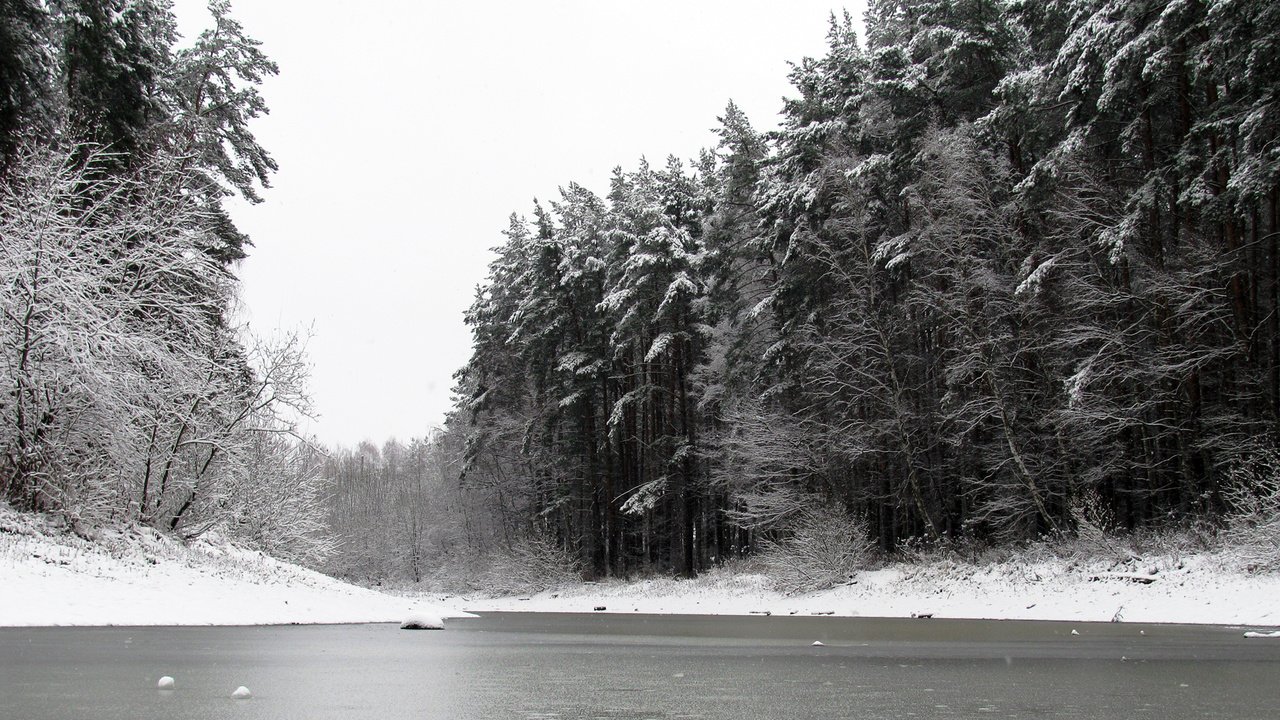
[400,612,444,630]
[157,676,174,689]
[231,686,252,700]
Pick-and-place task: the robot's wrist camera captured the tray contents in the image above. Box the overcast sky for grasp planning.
[171,1,866,447]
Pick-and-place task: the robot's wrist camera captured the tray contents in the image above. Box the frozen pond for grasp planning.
[2,613,1278,719]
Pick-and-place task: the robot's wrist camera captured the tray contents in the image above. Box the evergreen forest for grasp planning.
[392,0,1280,581]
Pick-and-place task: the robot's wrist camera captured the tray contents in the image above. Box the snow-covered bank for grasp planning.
[0,505,470,627]
[5,499,1276,629]
[459,551,1280,627]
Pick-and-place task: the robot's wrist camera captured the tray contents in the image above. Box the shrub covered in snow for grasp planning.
[1051,488,1136,563]
[1224,451,1280,572]
[758,506,873,594]
[470,532,583,595]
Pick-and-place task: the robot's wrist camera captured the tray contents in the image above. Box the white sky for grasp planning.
[171,1,866,447]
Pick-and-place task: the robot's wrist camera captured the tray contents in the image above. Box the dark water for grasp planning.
[2,613,1278,719]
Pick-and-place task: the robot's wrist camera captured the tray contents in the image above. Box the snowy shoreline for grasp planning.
[4,504,1278,629]
[453,550,1280,628]
[0,506,468,628]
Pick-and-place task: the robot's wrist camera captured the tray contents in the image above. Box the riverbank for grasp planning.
[4,501,1277,628]
[0,504,468,627]
[451,546,1280,627]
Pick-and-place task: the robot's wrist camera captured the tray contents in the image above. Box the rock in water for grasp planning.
[400,612,444,630]
[231,686,252,700]
[157,676,175,690]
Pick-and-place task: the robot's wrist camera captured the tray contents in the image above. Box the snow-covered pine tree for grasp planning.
[60,0,176,170]
[0,0,54,170]
[156,0,279,264]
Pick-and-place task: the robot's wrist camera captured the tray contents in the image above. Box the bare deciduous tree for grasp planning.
[1,145,330,560]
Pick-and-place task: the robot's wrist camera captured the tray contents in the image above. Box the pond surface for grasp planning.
[2,613,1278,719]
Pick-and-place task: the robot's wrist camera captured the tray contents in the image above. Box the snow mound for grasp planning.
[157,676,175,690]
[231,686,252,700]
[1243,630,1280,639]
[400,612,444,630]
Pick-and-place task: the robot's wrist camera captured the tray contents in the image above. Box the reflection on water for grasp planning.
[1,613,1278,719]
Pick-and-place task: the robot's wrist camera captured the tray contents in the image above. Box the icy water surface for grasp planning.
[2,613,1278,719]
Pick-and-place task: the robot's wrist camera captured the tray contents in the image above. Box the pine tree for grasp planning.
[60,0,176,169]
[158,0,279,263]
[0,0,54,170]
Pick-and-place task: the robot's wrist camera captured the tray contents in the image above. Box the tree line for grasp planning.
[0,1,330,561]
[424,0,1280,580]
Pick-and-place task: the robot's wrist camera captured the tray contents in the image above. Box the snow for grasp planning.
[5,503,1278,629]
[400,612,444,630]
[157,676,175,689]
[1015,256,1057,296]
[1243,630,1280,639]
[458,550,1280,627]
[0,504,471,627]
[231,686,252,700]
